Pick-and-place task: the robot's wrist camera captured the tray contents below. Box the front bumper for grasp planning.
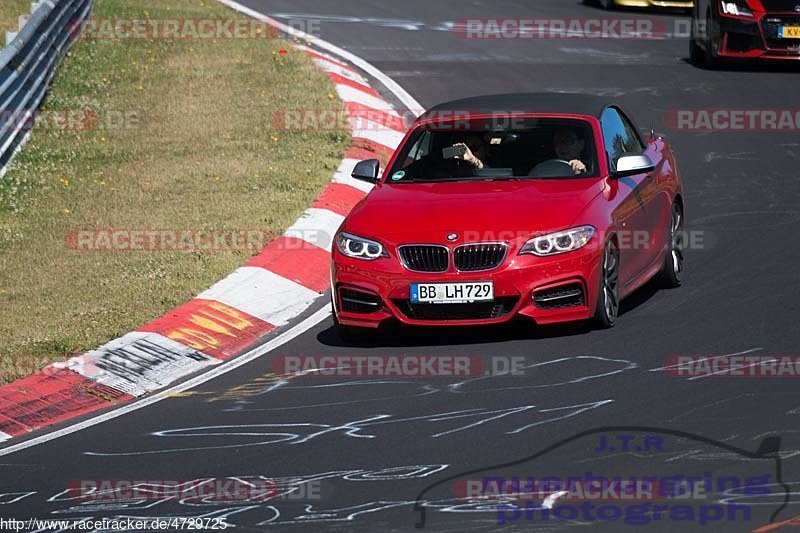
[715,12,800,61]
[332,244,603,328]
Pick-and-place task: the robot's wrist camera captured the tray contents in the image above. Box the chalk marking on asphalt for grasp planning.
[542,490,568,510]
[224,383,439,413]
[84,404,612,456]
[450,355,636,393]
[688,357,778,381]
[0,491,36,504]
[507,400,615,434]
[649,348,762,373]
[704,151,759,162]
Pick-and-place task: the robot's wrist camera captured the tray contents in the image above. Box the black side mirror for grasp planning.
[351,159,380,183]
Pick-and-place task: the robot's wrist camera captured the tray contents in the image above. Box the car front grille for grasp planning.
[398,245,449,273]
[398,243,508,273]
[393,297,518,321]
[453,243,508,272]
[761,16,800,52]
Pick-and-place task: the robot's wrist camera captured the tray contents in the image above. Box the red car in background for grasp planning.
[331,94,684,338]
[691,0,800,65]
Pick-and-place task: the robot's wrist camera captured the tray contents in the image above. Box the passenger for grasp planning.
[451,134,488,170]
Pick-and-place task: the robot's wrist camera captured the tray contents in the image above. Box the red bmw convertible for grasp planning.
[331,94,684,336]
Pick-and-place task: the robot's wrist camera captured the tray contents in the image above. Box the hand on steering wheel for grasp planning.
[529,159,586,177]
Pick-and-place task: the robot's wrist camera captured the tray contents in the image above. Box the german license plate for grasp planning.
[410,282,493,304]
[779,25,800,39]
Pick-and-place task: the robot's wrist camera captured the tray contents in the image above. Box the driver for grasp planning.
[553,127,588,176]
[451,134,488,170]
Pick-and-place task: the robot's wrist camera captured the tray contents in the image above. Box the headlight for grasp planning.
[720,1,754,18]
[519,226,596,257]
[335,232,387,260]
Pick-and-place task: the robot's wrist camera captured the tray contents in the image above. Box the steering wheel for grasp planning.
[528,159,573,178]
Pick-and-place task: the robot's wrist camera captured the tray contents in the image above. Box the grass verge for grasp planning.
[0,0,29,40]
[0,0,350,382]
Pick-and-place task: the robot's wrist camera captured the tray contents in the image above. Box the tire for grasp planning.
[593,240,620,329]
[659,202,684,288]
[703,11,720,69]
[689,17,705,64]
[689,39,704,64]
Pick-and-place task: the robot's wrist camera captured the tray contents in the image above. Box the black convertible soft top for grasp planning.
[422,92,615,120]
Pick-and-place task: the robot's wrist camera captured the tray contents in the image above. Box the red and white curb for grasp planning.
[0,4,421,444]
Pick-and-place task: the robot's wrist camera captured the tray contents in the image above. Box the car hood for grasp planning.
[344,179,605,245]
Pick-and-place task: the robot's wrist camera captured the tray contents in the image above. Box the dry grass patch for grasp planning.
[0,0,349,381]
[0,0,29,39]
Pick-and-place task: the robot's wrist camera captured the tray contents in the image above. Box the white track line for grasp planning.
[216,0,424,116]
[0,306,331,457]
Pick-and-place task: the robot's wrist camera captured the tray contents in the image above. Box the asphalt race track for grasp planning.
[2,1,800,531]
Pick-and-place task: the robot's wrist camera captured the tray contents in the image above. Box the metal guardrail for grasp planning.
[0,0,93,174]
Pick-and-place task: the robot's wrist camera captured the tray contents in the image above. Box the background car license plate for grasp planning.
[779,25,800,39]
[410,282,493,304]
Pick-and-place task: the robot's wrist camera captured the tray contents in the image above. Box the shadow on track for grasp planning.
[320,277,673,348]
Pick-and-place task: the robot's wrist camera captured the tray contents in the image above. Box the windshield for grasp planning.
[386,118,598,182]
